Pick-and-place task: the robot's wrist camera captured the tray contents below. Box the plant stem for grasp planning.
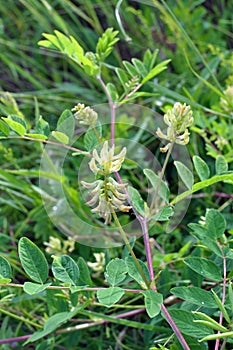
[98,68,189,350]
[161,304,190,350]
[0,308,42,328]
[0,335,32,345]
[120,83,142,103]
[0,283,143,293]
[97,75,116,147]
[150,142,174,211]
[215,253,227,350]
[139,212,190,349]
[93,124,102,143]
[111,208,150,289]
[7,135,89,155]
[141,217,156,289]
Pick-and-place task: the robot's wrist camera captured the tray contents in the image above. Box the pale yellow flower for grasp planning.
[220,86,233,112]
[89,141,126,175]
[72,103,98,126]
[87,253,105,273]
[156,102,193,152]
[81,177,131,224]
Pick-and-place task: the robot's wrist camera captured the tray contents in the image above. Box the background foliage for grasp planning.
[0,0,232,349]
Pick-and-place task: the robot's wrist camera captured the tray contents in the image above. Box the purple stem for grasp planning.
[102,308,146,323]
[140,217,190,349]
[110,104,116,147]
[115,171,190,349]
[0,335,31,345]
[97,74,190,350]
[141,217,156,287]
[0,283,142,294]
[161,304,190,350]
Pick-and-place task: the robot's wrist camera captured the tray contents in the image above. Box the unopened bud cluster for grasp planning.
[81,141,131,224]
[156,102,193,152]
[72,103,98,126]
[125,76,140,90]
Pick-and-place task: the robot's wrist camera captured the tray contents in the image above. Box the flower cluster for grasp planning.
[72,103,98,126]
[89,141,126,175]
[156,102,194,152]
[81,141,131,224]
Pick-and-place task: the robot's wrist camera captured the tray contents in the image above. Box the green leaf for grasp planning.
[205,209,226,239]
[55,30,74,55]
[141,59,171,84]
[211,290,231,323]
[171,173,233,205]
[143,49,158,71]
[142,290,163,318]
[0,277,11,284]
[115,68,129,89]
[69,35,85,60]
[52,255,80,286]
[0,255,12,280]
[171,286,217,308]
[97,287,124,307]
[128,186,145,216]
[106,83,119,102]
[167,309,213,338]
[40,33,62,50]
[184,257,222,281]
[38,39,56,49]
[174,161,194,190]
[105,258,128,286]
[57,109,74,140]
[152,206,174,221]
[2,117,26,136]
[132,58,147,77]
[193,311,228,332]
[77,257,93,286]
[123,61,138,77]
[25,302,89,344]
[35,116,50,137]
[228,283,233,315]
[215,155,228,174]
[51,131,69,144]
[125,256,150,289]
[23,282,52,295]
[26,133,48,140]
[84,125,101,151]
[143,168,170,202]
[0,119,10,136]
[96,28,119,61]
[19,237,49,283]
[188,223,222,257]
[193,156,210,181]
[199,331,233,342]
